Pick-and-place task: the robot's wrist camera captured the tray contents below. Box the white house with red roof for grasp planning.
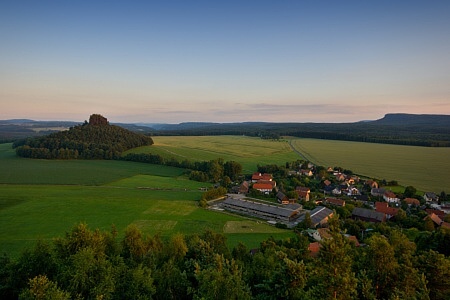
[383,191,400,203]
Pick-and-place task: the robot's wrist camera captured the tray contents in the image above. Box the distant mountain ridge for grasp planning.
[370,113,450,126]
[2,113,450,147]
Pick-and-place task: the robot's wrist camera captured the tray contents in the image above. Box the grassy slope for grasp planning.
[125,136,301,172]
[290,138,450,192]
[0,143,294,256]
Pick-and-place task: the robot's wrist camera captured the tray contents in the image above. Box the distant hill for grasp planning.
[13,114,154,159]
[3,113,450,147]
[150,114,450,147]
[369,113,450,127]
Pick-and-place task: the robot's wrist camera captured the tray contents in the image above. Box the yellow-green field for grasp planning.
[126,135,300,172]
[129,136,450,192]
[290,138,450,192]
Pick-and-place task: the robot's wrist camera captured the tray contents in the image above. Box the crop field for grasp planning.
[0,143,294,256]
[125,135,301,172]
[290,138,450,192]
[2,135,449,256]
[128,136,449,192]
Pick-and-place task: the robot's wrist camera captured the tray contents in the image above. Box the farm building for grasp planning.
[375,202,399,219]
[324,198,346,207]
[220,197,302,223]
[352,207,386,223]
[309,206,334,227]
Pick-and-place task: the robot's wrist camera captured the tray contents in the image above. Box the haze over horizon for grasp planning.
[1,1,450,124]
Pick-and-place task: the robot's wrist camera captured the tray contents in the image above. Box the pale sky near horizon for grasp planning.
[1,1,450,123]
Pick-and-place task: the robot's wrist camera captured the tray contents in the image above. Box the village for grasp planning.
[212,163,450,255]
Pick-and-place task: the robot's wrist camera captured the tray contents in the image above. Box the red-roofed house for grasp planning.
[426,209,446,219]
[383,191,400,203]
[251,172,273,182]
[296,186,311,201]
[253,183,273,194]
[375,202,399,219]
[428,213,443,226]
[308,242,321,257]
[403,198,420,207]
[365,180,379,189]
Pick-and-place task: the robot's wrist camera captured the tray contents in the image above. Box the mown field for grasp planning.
[125,135,301,172]
[128,135,450,192]
[0,143,295,257]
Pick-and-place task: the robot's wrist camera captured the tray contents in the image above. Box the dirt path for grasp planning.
[288,140,310,162]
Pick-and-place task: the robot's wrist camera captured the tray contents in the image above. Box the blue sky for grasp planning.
[1,1,449,123]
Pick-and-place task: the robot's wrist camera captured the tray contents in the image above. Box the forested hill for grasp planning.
[152,114,450,147]
[13,114,154,159]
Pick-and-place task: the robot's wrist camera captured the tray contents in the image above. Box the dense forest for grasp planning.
[12,115,154,160]
[151,114,450,147]
[1,221,449,299]
[3,113,450,147]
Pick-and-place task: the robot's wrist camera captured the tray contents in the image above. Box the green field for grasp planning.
[290,138,450,192]
[0,143,295,256]
[125,135,300,172]
[128,136,450,192]
[2,135,449,256]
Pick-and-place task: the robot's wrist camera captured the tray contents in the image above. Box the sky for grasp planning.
[1,1,450,123]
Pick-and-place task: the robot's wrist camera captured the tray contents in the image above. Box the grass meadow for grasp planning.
[1,136,449,256]
[125,135,301,172]
[0,143,295,256]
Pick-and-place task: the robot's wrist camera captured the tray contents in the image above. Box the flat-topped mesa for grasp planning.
[89,114,109,126]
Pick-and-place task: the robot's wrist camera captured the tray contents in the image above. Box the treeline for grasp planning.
[152,122,450,147]
[1,222,450,299]
[13,122,153,160]
[121,153,242,183]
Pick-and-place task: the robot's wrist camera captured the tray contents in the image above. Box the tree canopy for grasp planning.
[13,114,154,160]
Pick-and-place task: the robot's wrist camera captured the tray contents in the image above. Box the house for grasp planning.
[371,188,386,197]
[426,213,443,226]
[300,169,313,177]
[296,186,311,201]
[323,185,335,195]
[425,209,446,219]
[251,172,273,182]
[424,192,439,203]
[439,203,450,214]
[403,198,420,207]
[335,173,346,181]
[383,191,400,203]
[253,183,273,194]
[276,192,289,204]
[324,198,346,207]
[332,187,342,196]
[323,179,332,186]
[352,207,386,223]
[306,229,322,241]
[365,180,379,189]
[238,181,249,194]
[375,202,399,219]
[317,228,331,239]
[347,186,361,196]
[308,242,321,257]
